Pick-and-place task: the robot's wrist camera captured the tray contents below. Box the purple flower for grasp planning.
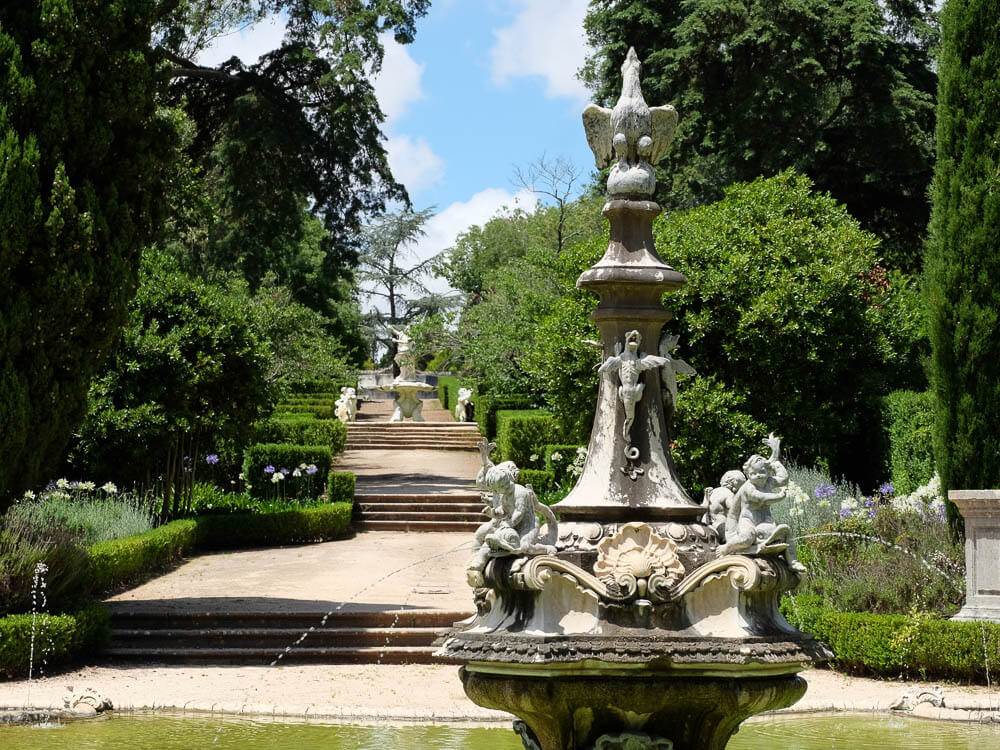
[878,482,895,495]
[281,468,290,475]
[839,508,853,518]
[814,482,836,499]
[205,454,219,465]
[305,464,318,475]
[868,509,877,520]
[264,465,275,475]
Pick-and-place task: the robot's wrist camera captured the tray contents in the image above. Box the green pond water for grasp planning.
[2,713,999,749]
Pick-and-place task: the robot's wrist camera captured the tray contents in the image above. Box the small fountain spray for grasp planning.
[437,48,830,749]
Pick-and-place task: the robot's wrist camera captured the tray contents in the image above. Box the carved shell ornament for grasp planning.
[594,522,685,598]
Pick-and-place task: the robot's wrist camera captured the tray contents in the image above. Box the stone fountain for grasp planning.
[437,48,830,750]
[377,324,437,421]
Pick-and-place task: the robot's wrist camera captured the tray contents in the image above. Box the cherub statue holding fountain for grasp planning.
[467,440,558,586]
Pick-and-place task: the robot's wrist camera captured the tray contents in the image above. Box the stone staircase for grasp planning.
[103,609,468,665]
[346,422,482,451]
[354,491,484,532]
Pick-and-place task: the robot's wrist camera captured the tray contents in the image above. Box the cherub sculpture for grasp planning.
[717,434,805,573]
[389,325,416,381]
[334,386,357,423]
[455,387,473,423]
[598,330,666,460]
[467,440,558,587]
[704,469,747,541]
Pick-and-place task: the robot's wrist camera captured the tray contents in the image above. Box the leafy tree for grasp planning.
[0,1,174,512]
[356,208,457,366]
[72,252,276,520]
[582,0,938,270]
[924,0,1000,502]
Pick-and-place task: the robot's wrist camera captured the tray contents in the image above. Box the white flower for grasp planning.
[841,497,859,511]
[299,463,307,470]
[78,481,96,492]
[529,454,539,462]
[238,473,245,480]
[551,452,563,462]
[22,490,36,500]
[789,506,804,517]
[271,472,285,484]
[56,478,70,490]
[576,446,587,456]
[817,499,830,508]
[100,482,118,495]
[292,468,302,477]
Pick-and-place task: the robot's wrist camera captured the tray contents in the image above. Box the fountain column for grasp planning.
[439,48,830,750]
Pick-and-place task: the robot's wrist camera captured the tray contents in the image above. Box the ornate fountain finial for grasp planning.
[582,47,678,197]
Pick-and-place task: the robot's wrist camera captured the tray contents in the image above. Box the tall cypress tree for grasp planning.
[0,1,173,511]
[924,0,1000,499]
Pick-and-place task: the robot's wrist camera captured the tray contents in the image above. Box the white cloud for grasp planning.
[490,0,591,103]
[374,36,426,123]
[386,135,445,195]
[197,15,286,68]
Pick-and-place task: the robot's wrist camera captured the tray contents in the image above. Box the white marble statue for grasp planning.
[334,386,357,423]
[582,47,678,197]
[389,325,416,381]
[705,469,747,540]
[717,434,805,573]
[455,387,473,422]
[468,440,558,586]
[598,330,667,460]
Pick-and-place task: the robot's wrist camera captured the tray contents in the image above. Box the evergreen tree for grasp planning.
[582,0,938,270]
[924,0,1000,500]
[0,1,174,511]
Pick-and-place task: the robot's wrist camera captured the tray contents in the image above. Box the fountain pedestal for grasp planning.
[438,47,829,750]
[377,380,438,422]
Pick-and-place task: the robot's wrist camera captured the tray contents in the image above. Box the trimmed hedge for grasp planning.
[545,444,584,483]
[273,404,335,419]
[328,471,355,504]
[520,469,556,495]
[254,417,347,454]
[243,443,333,500]
[88,519,199,593]
[475,393,536,438]
[881,390,935,494]
[196,502,353,549]
[0,604,111,678]
[782,595,1000,682]
[496,409,557,466]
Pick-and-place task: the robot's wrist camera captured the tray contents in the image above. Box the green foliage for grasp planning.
[0,0,174,512]
[475,394,537,439]
[924,0,1000,504]
[519,469,556,495]
[671,376,768,494]
[195,503,352,549]
[242,443,332,500]
[582,0,938,269]
[188,483,324,515]
[0,604,110,679]
[544,445,585,483]
[274,404,336,419]
[254,416,347,453]
[72,251,276,518]
[327,472,356,505]
[881,390,936,495]
[87,519,199,594]
[437,375,473,413]
[496,410,557,467]
[0,523,90,617]
[659,171,924,484]
[782,596,1000,682]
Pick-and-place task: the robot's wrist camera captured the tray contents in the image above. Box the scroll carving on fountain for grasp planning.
[437,47,830,750]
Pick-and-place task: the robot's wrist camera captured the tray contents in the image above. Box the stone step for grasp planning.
[345,444,479,452]
[107,609,467,631]
[110,626,445,650]
[358,504,484,515]
[101,646,462,666]
[354,520,481,532]
[354,493,481,503]
[358,511,484,522]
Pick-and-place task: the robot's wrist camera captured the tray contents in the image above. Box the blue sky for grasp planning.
[200,0,599,298]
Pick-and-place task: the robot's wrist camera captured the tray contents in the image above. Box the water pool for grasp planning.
[2,713,999,749]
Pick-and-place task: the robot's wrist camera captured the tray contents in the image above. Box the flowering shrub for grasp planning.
[242,443,332,501]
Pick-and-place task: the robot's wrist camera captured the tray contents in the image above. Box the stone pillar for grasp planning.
[951,490,1000,622]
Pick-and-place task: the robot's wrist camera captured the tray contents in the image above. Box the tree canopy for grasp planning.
[0,1,174,512]
[582,0,938,270]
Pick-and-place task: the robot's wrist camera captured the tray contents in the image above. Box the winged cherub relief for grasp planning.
[598,330,667,462]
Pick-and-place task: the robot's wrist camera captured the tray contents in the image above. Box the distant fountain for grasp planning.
[377,325,437,422]
[437,48,829,750]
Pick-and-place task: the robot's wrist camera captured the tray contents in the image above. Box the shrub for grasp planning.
[0,604,111,679]
[242,443,333,500]
[496,410,557,467]
[781,597,1000,683]
[254,416,347,454]
[519,469,556,495]
[195,503,352,549]
[273,403,335,419]
[475,394,536,438]
[327,472,355,504]
[189,484,324,515]
[0,525,90,616]
[87,519,200,594]
[881,390,935,495]
[544,444,584,483]
[5,491,154,546]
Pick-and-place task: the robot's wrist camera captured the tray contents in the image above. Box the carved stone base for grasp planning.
[461,668,806,750]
